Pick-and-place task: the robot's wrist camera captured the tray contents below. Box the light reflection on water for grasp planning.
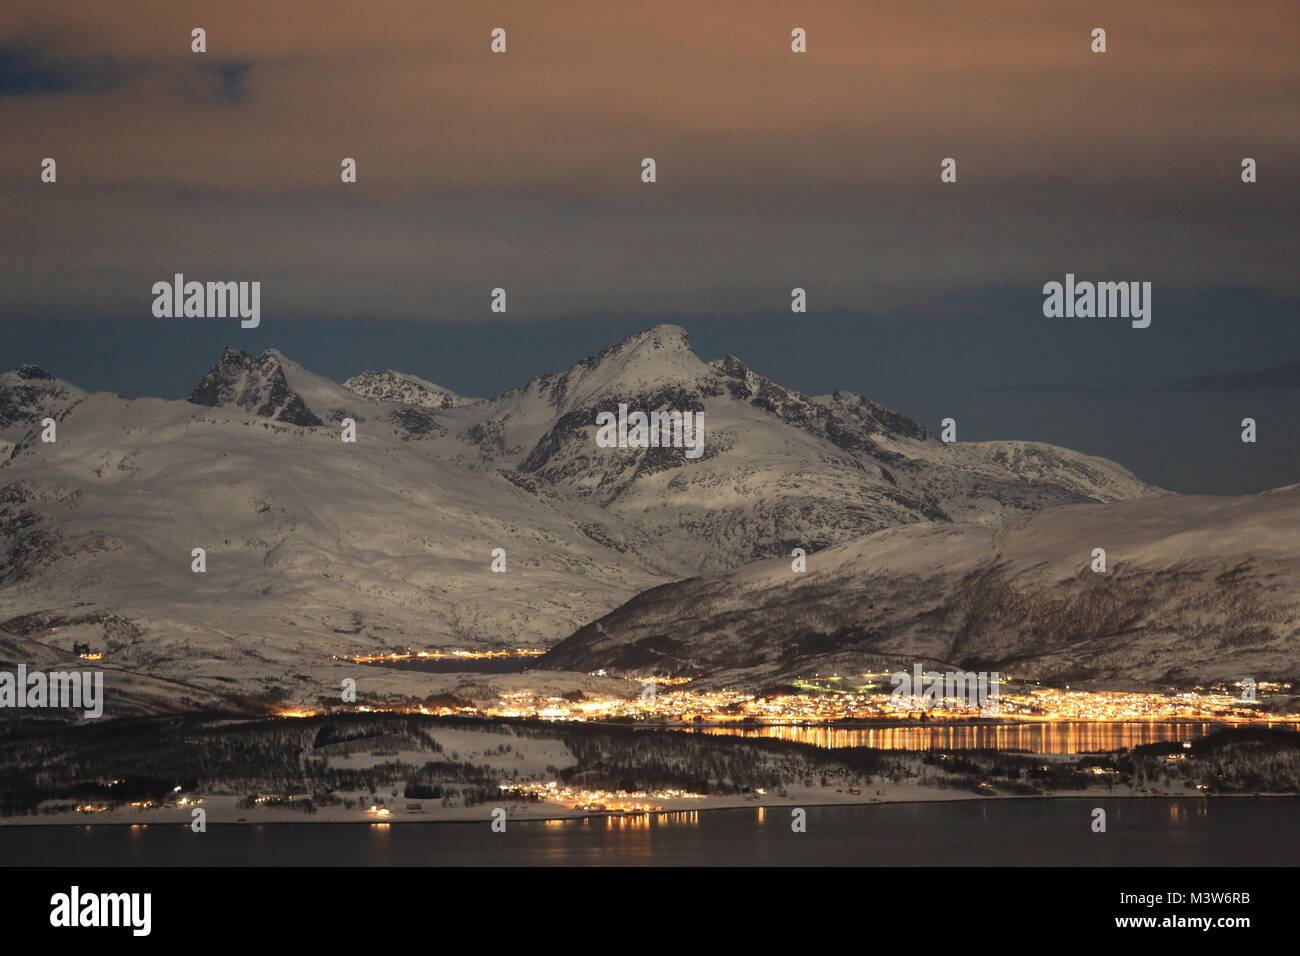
[11,798,1297,866]
[687,721,1300,754]
[581,810,702,832]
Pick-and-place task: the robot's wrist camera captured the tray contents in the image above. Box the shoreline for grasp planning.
[637,716,1298,728]
[5,787,1297,829]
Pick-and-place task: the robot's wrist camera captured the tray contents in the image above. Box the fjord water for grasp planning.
[3,798,1295,866]
[689,721,1300,754]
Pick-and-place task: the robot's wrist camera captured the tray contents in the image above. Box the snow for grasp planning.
[0,325,1196,704]
[545,483,1300,685]
[0,392,687,697]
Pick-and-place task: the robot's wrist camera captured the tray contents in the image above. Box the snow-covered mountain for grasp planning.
[0,324,1179,702]
[189,347,475,443]
[373,325,1161,571]
[0,365,88,462]
[184,330,1159,575]
[538,484,1300,686]
[0,389,689,698]
[188,347,325,427]
[343,369,476,409]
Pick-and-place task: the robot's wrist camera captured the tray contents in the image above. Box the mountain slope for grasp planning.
[0,327,1175,702]
[537,484,1300,686]
[188,348,324,426]
[417,325,1160,570]
[190,347,464,442]
[0,366,88,462]
[176,329,1160,574]
[0,391,689,695]
[343,369,476,408]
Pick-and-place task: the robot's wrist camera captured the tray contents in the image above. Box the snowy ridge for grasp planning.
[188,347,324,426]
[0,391,689,698]
[343,370,476,409]
[0,365,87,439]
[0,325,1189,705]
[411,324,1161,570]
[540,485,1300,686]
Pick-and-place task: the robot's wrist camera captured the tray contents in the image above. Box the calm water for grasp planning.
[688,721,1300,754]
[1,799,1295,866]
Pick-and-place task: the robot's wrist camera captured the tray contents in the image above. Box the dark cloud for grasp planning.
[0,33,252,104]
[987,361,1300,394]
[203,60,252,103]
[1,0,1294,322]
[0,43,135,95]
[0,0,1295,495]
[1169,361,1300,392]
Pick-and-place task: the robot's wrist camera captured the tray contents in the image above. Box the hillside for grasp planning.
[538,485,1300,686]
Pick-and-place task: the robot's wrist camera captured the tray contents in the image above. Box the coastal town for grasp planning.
[284,661,1291,726]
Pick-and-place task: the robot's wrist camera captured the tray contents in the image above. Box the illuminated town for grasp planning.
[498,782,709,814]
[281,673,1294,725]
[332,648,547,664]
[474,683,1288,723]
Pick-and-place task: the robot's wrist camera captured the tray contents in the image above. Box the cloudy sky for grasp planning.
[2,0,1297,493]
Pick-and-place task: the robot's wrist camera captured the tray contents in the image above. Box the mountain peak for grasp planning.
[0,365,87,435]
[14,364,55,382]
[546,324,709,403]
[187,346,323,427]
[625,323,691,348]
[589,324,695,365]
[343,369,476,408]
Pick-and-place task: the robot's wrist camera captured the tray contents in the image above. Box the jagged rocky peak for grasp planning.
[0,365,88,433]
[706,354,928,448]
[601,323,696,360]
[572,324,709,389]
[516,324,944,474]
[507,324,713,413]
[711,354,750,379]
[343,369,475,408]
[187,347,323,427]
[1,364,78,392]
[14,365,55,381]
[814,391,930,442]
